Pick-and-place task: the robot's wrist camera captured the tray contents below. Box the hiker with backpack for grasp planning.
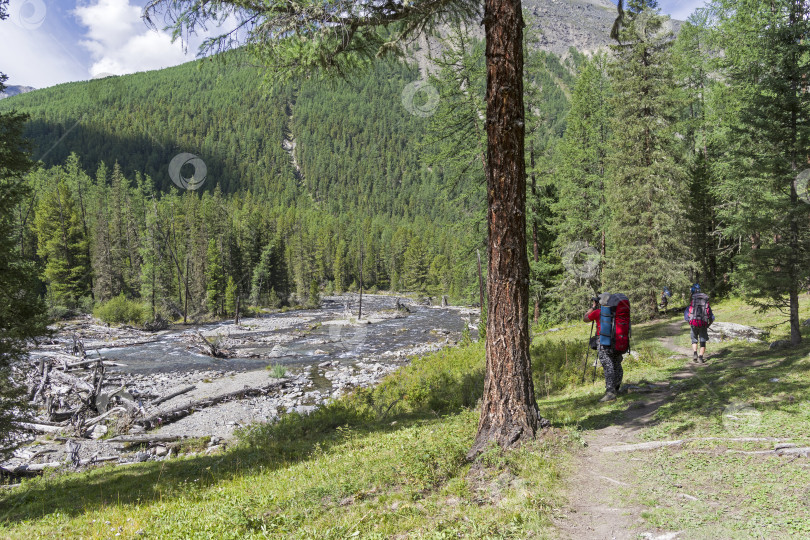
[684,284,714,363]
[660,287,672,313]
[584,292,632,402]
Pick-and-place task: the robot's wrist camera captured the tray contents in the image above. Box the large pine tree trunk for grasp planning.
[468,0,542,459]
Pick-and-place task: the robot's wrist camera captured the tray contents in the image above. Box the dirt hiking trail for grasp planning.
[552,320,699,540]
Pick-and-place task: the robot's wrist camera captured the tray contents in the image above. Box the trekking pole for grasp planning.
[581,321,594,384]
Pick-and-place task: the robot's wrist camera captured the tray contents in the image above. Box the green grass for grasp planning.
[612,296,810,538]
[3,295,810,538]
[267,363,287,378]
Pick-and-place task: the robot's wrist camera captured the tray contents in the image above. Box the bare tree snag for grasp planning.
[468,0,543,460]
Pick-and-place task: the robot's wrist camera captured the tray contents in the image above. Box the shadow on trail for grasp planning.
[544,333,810,439]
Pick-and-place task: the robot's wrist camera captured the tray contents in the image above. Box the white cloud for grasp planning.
[0,20,86,88]
[74,0,193,77]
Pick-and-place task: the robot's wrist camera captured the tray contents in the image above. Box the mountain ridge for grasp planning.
[0,85,36,100]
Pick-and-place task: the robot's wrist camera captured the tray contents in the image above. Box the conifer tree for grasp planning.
[550,54,612,319]
[712,0,810,344]
[0,65,48,455]
[225,276,237,316]
[206,238,226,315]
[672,12,729,293]
[403,236,429,291]
[34,179,92,309]
[603,1,690,319]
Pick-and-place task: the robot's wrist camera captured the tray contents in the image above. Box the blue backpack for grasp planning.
[598,293,631,353]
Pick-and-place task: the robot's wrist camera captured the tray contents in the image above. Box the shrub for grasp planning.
[93,294,149,326]
[267,363,287,378]
[47,304,70,320]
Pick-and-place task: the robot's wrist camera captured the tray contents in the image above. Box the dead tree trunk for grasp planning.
[468,0,543,459]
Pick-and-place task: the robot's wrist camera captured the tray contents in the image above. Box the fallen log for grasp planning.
[84,406,126,428]
[0,461,62,477]
[152,385,196,406]
[48,370,94,393]
[107,434,185,445]
[65,358,127,369]
[137,381,284,430]
[15,422,63,434]
[194,331,227,358]
[50,408,80,422]
[78,455,119,465]
[30,363,50,404]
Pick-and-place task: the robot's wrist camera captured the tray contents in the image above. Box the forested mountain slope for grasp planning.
[0,44,577,310]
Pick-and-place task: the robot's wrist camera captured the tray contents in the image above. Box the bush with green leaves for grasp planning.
[93,294,149,326]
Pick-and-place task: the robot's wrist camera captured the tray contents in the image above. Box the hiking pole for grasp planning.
[581,321,594,383]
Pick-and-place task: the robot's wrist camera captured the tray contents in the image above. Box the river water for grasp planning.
[97,295,471,375]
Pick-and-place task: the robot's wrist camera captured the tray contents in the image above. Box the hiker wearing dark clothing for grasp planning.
[584,293,631,402]
[684,284,714,363]
[660,287,671,313]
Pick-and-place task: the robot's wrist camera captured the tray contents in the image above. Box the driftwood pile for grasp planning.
[21,334,138,439]
[4,334,285,479]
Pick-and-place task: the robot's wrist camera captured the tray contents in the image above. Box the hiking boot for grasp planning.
[699,355,706,363]
[599,392,617,402]
[692,351,699,363]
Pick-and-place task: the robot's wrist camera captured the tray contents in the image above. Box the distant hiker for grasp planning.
[660,287,672,313]
[584,292,632,402]
[684,284,714,363]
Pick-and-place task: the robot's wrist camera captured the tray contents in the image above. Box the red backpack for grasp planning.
[598,293,631,354]
[689,293,711,327]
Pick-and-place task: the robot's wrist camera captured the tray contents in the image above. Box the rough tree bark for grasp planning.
[468,0,543,459]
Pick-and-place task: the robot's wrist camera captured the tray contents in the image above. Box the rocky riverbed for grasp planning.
[2,295,478,480]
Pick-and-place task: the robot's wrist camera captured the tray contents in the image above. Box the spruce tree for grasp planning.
[0,68,48,455]
[712,0,810,344]
[603,2,690,319]
[206,238,225,315]
[34,179,92,309]
[550,54,612,319]
[672,12,730,294]
[225,276,237,316]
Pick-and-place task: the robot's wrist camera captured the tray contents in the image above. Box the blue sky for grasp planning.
[1,0,707,90]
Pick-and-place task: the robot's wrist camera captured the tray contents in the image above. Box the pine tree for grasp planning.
[603,2,690,319]
[712,0,810,344]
